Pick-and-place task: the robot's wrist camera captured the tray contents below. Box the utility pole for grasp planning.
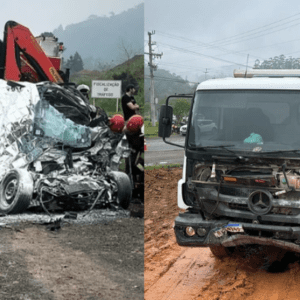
[145,31,163,126]
[204,68,209,80]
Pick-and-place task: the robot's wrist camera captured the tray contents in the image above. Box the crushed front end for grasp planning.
[175,157,300,253]
[0,80,132,215]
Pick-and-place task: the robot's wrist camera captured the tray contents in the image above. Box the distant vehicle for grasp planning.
[180,124,187,135]
[180,119,217,136]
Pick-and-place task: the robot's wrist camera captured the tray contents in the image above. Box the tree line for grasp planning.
[254,55,300,69]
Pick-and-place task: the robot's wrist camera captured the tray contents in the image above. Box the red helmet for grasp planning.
[109,114,124,133]
[126,115,144,133]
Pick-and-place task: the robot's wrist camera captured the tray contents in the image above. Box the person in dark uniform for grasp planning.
[121,84,139,121]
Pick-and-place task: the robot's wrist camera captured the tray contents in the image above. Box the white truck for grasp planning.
[159,69,300,257]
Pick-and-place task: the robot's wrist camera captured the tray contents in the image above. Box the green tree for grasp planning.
[254,55,300,69]
[173,99,191,124]
[40,32,54,37]
[65,52,84,73]
[72,52,84,72]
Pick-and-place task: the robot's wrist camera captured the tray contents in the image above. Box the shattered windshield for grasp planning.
[188,90,300,154]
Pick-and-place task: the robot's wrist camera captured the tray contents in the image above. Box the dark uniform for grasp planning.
[121,94,136,121]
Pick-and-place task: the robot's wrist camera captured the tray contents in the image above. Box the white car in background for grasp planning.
[180,119,217,136]
[180,124,187,135]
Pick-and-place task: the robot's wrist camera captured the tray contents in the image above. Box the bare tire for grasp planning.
[209,245,233,258]
[0,169,33,214]
[110,171,132,209]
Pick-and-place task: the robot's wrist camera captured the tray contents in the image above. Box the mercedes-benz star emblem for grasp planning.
[248,190,273,215]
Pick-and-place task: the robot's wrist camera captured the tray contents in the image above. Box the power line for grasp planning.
[238,37,300,53]
[157,61,209,72]
[156,30,292,62]
[158,42,252,67]
[208,12,300,46]
[156,31,251,58]
[155,13,300,56]
[155,31,266,62]
[145,75,198,84]
[216,20,300,47]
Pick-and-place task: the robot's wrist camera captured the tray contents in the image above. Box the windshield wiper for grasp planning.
[189,144,246,159]
[260,149,300,156]
[189,144,235,151]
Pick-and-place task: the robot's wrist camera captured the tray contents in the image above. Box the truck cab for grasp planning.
[159,69,300,257]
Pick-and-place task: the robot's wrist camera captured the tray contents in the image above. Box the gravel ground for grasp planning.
[0,208,130,227]
[0,201,144,300]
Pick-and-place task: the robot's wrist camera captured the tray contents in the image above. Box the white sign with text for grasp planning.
[91,80,122,98]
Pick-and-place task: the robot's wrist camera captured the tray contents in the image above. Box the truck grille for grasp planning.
[219,187,251,198]
[227,203,249,211]
[227,203,299,215]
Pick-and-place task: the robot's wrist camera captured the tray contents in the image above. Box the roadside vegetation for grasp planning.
[71,55,144,117]
[145,120,159,138]
[145,163,182,170]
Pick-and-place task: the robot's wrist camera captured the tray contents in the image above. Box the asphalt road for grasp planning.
[145,135,185,166]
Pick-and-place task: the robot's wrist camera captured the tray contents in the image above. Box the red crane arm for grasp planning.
[4,21,63,83]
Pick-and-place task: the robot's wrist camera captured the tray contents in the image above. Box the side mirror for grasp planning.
[158,105,173,138]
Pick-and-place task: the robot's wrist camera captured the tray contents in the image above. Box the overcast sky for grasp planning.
[0,0,143,36]
[145,0,300,82]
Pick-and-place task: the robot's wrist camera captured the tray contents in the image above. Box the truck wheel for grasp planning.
[0,169,33,214]
[209,245,233,258]
[110,171,132,209]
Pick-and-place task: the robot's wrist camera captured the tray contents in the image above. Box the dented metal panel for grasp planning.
[0,79,133,215]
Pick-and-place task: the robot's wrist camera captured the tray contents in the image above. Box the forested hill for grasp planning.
[145,66,197,102]
[53,4,143,66]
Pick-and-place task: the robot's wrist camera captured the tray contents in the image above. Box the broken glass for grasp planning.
[33,99,91,148]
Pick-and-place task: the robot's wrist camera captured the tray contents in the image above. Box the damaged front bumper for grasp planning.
[174,211,300,253]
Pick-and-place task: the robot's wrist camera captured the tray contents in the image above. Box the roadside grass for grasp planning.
[145,121,158,138]
[145,163,182,170]
[145,120,183,138]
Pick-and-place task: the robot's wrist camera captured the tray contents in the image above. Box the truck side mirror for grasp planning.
[158,105,173,138]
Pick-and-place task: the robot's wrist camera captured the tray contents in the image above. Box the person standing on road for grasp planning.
[121,84,139,121]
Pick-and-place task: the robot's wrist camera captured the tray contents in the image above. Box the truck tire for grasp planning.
[209,245,233,258]
[110,171,132,209]
[0,169,33,214]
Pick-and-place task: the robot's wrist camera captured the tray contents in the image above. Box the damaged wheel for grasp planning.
[209,245,233,258]
[110,171,132,209]
[0,169,33,214]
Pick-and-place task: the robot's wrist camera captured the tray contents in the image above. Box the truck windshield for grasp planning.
[188,90,300,153]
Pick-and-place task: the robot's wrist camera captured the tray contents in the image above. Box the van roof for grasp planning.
[196,77,300,91]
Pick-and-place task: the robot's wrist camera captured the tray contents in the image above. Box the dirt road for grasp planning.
[145,167,300,300]
[0,204,144,300]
